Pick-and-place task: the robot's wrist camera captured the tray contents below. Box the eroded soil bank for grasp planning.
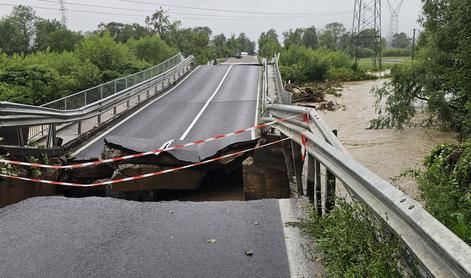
[321,79,457,200]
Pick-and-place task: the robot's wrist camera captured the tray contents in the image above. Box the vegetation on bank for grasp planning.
[372,0,471,140]
[411,142,471,245]
[0,5,256,105]
[279,46,371,83]
[295,200,408,277]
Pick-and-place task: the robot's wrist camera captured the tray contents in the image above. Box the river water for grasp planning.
[321,79,457,200]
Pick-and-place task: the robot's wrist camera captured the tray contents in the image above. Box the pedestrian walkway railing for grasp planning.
[262,104,471,277]
[0,54,195,147]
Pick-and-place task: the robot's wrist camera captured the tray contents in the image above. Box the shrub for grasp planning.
[416,142,471,244]
[127,36,177,65]
[383,48,411,57]
[295,200,406,277]
[280,46,370,83]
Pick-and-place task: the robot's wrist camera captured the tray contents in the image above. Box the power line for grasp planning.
[117,0,343,16]
[35,0,351,19]
[34,0,292,19]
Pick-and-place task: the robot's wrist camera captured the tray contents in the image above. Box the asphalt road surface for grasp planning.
[73,62,260,161]
[0,197,321,277]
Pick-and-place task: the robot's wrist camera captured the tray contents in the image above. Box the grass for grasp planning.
[292,199,412,277]
[358,56,411,71]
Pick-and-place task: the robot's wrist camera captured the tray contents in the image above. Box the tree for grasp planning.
[283,27,318,49]
[391,32,411,49]
[283,28,304,49]
[35,18,81,52]
[0,5,36,55]
[303,26,319,49]
[372,0,471,139]
[319,22,347,51]
[258,29,281,58]
[98,22,150,43]
[76,32,139,81]
[127,36,177,65]
[145,8,171,40]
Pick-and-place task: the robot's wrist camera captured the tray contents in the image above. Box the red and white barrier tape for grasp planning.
[0,114,305,170]
[0,138,290,187]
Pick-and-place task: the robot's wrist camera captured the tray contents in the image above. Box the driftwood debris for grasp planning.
[284,83,342,111]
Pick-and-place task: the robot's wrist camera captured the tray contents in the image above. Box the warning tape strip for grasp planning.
[0,114,304,170]
[0,138,290,188]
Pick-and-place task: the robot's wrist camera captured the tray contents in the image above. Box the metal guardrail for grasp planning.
[259,57,471,277]
[262,104,471,277]
[0,54,196,147]
[273,53,293,105]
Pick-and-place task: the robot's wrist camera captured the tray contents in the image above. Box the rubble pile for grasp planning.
[284,83,342,111]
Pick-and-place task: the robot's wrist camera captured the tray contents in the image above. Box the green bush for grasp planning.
[127,36,177,65]
[416,142,471,244]
[0,32,176,105]
[383,49,411,57]
[295,200,406,277]
[280,46,369,83]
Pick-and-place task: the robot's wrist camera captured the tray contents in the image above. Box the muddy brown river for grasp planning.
[321,79,456,200]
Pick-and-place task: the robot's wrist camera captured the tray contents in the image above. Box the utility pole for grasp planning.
[412,28,417,60]
[352,0,382,69]
[58,0,67,27]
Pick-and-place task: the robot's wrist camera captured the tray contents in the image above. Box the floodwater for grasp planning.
[321,79,457,200]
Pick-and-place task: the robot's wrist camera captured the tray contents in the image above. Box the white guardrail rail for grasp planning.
[0,53,195,147]
[259,54,471,277]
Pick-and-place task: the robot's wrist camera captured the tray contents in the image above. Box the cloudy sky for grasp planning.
[0,0,423,41]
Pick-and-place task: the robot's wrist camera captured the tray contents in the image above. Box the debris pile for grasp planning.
[284,83,343,111]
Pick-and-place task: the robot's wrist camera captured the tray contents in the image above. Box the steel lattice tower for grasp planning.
[387,0,405,46]
[58,0,67,27]
[351,0,382,69]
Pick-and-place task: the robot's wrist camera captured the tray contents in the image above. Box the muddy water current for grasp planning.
[321,79,456,200]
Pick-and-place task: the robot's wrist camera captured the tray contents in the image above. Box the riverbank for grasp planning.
[321,78,457,201]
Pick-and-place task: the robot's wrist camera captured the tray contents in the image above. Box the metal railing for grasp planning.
[42,54,184,111]
[273,53,293,105]
[1,54,196,147]
[262,104,471,277]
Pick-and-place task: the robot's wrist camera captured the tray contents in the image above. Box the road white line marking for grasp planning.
[252,66,261,140]
[179,65,233,141]
[71,66,201,158]
[160,139,174,150]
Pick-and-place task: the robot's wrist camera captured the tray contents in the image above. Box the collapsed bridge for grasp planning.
[0,54,470,277]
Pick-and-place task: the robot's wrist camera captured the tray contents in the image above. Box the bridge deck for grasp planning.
[72,64,260,161]
[0,197,321,278]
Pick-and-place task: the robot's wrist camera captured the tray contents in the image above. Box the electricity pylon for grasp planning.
[351,0,382,69]
[58,0,67,27]
[387,0,405,47]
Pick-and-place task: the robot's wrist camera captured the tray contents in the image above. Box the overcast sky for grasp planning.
[0,0,423,41]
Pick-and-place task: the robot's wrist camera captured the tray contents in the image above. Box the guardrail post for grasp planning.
[307,155,315,202]
[325,129,338,213]
[137,94,141,103]
[291,140,304,195]
[113,106,117,115]
[126,100,130,109]
[97,114,102,124]
[146,90,150,99]
[46,124,57,148]
[77,120,82,135]
[280,134,296,184]
[315,158,322,215]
